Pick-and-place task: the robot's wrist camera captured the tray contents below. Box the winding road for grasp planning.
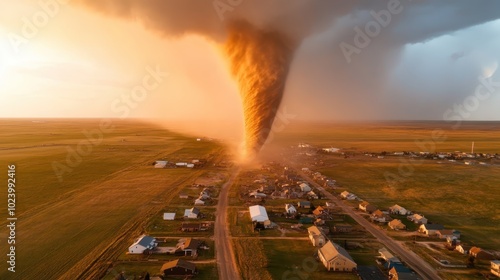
[214,168,241,280]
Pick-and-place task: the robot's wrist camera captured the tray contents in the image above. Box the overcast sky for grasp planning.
[1,0,500,138]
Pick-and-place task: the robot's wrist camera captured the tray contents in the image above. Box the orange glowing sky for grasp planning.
[0,1,245,139]
[2,0,500,133]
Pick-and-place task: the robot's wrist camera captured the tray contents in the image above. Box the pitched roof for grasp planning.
[318,241,356,264]
[132,235,156,248]
[389,219,405,227]
[183,238,201,250]
[298,201,311,206]
[190,207,200,215]
[160,259,196,272]
[437,229,454,235]
[313,206,325,215]
[249,205,269,222]
[372,209,384,217]
[307,226,323,236]
[360,201,370,207]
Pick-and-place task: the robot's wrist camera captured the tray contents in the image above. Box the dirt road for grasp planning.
[214,168,241,280]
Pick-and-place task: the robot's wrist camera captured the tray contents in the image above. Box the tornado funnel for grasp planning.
[225,21,295,157]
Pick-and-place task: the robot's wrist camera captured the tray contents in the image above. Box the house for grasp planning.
[179,193,189,199]
[407,214,427,224]
[184,207,200,219]
[249,191,267,199]
[388,219,406,230]
[181,223,201,232]
[436,229,460,240]
[379,247,401,263]
[371,210,390,223]
[340,191,350,199]
[128,235,157,254]
[455,244,472,255]
[389,204,408,215]
[307,226,327,247]
[177,238,202,256]
[297,201,312,209]
[388,263,419,280]
[307,191,319,199]
[318,241,357,272]
[491,260,500,277]
[312,206,326,216]
[418,224,444,236]
[163,213,176,220]
[315,218,326,226]
[161,259,197,277]
[333,224,353,233]
[470,247,495,260]
[249,205,270,223]
[154,160,167,168]
[300,183,312,192]
[194,198,205,205]
[285,204,297,214]
[359,201,377,213]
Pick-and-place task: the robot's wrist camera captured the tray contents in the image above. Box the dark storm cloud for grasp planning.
[76,0,500,120]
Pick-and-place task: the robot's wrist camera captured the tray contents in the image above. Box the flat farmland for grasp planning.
[0,119,222,279]
[269,121,500,249]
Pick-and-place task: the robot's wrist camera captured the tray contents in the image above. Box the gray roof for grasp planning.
[423,224,444,230]
[137,236,155,248]
[191,207,200,215]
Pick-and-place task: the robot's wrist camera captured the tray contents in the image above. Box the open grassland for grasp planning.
[271,121,500,153]
[232,238,273,280]
[0,119,222,280]
[318,157,500,248]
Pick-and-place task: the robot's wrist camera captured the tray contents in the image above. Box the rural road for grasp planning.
[297,169,442,280]
[214,168,241,280]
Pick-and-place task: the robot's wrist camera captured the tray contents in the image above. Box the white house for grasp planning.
[163,213,176,220]
[249,191,267,198]
[128,235,157,254]
[249,205,269,223]
[194,198,205,205]
[299,183,311,192]
[184,207,200,219]
[285,204,297,214]
[154,161,167,168]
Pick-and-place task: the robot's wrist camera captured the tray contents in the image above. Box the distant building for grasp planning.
[318,241,357,272]
[184,207,200,219]
[491,260,500,277]
[299,183,312,192]
[161,259,197,277]
[388,219,406,230]
[307,226,326,247]
[128,235,157,254]
[389,204,408,215]
[163,213,176,220]
[249,205,269,223]
[285,204,297,214]
[470,247,495,260]
[418,224,444,236]
[297,201,312,209]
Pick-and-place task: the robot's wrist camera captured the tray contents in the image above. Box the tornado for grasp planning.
[225,21,295,158]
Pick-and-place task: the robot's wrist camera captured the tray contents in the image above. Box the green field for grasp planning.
[0,119,223,279]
